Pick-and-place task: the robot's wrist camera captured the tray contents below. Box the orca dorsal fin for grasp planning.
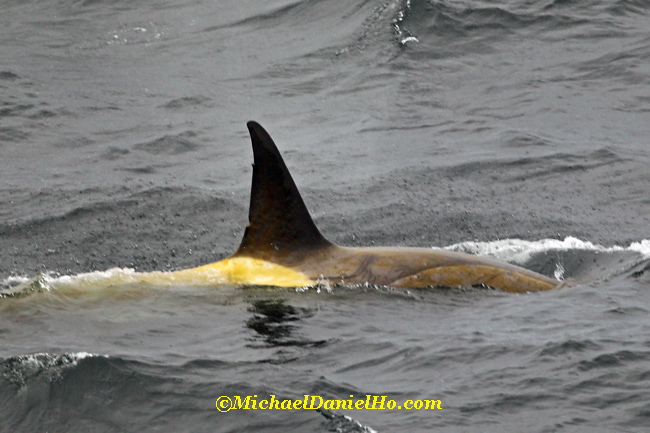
[234,121,332,259]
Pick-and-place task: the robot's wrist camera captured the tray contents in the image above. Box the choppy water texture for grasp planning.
[2,0,650,432]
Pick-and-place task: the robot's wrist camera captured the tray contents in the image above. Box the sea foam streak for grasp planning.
[442,237,650,263]
[1,267,232,297]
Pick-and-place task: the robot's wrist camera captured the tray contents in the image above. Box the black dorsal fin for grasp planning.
[234,121,332,259]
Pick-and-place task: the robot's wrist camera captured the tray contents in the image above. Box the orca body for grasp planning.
[183,122,563,293]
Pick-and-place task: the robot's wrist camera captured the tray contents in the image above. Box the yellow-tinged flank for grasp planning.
[391,264,560,293]
[176,256,315,287]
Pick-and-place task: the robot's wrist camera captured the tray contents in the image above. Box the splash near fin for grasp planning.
[234,121,332,260]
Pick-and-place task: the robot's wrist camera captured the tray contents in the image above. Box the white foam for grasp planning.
[629,239,650,258]
[37,266,230,292]
[45,267,138,289]
[15,351,102,363]
[4,276,30,285]
[6,352,106,373]
[3,352,107,387]
[343,415,378,433]
[439,236,650,264]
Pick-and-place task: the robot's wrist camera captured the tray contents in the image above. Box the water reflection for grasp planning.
[246,298,328,348]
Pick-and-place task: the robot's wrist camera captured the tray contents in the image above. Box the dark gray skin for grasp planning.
[231,121,563,293]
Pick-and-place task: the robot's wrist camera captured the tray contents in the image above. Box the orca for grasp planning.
[177,121,564,293]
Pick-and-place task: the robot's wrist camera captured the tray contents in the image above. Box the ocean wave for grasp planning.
[318,408,379,433]
[398,0,586,41]
[1,352,106,388]
[443,237,650,283]
[443,236,650,263]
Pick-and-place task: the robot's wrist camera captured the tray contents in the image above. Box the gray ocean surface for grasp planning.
[2,0,650,432]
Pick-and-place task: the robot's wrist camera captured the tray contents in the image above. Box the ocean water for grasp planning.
[1,0,650,432]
